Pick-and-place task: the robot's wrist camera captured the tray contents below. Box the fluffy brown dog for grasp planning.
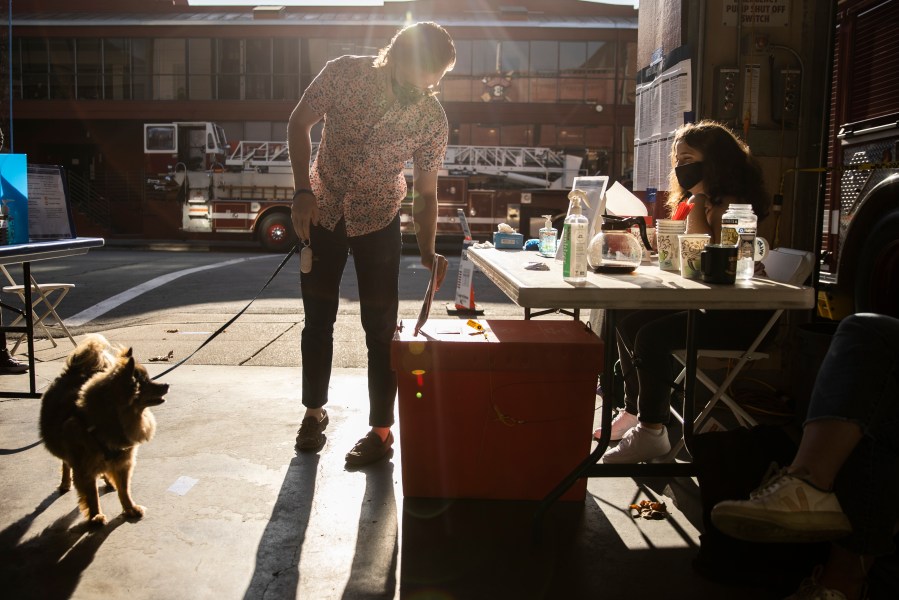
[40,335,168,526]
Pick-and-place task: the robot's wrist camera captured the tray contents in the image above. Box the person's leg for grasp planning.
[712,313,899,585]
[348,215,401,431]
[0,312,27,375]
[795,313,899,488]
[602,309,772,463]
[592,310,643,440]
[299,220,349,414]
[343,215,401,466]
[601,310,679,463]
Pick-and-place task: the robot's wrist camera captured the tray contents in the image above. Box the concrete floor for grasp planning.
[7,346,896,599]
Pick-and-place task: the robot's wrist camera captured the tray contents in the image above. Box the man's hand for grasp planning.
[291,192,319,241]
[422,253,448,291]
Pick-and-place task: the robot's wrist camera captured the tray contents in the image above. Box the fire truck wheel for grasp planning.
[259,212,297,253]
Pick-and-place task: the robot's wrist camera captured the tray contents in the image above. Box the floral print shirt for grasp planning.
[301,55,448,237]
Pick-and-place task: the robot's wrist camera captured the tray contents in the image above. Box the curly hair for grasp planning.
[666,120,770,220]
[373,21,456,80]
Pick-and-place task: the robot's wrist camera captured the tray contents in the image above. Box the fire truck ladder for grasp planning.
[226,141,579,187]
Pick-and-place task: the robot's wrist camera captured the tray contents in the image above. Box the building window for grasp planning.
[49,39,75,100]
[273,38,300,100]
[76,38,102,100]
[188,39,213,100]
[153,38,186,100]
[246,38,272,100]
[19,38,49,100]
[217,39,241,100]
[131,39,152,100]
[104,39,132,100]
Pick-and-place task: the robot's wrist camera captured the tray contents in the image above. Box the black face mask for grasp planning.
[674,161,704,191]
[391,77,426,107]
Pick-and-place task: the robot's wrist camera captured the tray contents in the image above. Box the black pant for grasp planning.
[617,308,772,424]
[300,215,401,427]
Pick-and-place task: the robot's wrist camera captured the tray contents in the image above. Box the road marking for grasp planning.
[66,255,278,327]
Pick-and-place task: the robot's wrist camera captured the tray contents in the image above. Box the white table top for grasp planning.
[0,237,105,266]
[468,247,816,311]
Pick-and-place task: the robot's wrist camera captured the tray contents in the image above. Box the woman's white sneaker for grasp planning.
[600,423,671,463]
[593,410,640,442]
[711,469,852,543]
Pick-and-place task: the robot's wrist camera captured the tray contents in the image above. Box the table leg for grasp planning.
[682,308,697,455]
[23,262,37,395]
[532,310,618,541]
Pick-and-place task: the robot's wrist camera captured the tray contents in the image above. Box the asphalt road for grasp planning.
[14,246,534,369]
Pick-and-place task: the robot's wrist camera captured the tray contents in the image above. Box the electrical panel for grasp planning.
[714,67,740,123]
[772,68,801,125]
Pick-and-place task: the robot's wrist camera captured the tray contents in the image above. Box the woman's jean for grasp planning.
[300,215,401,428]
[616,309,772,424]
[809,313,899,556]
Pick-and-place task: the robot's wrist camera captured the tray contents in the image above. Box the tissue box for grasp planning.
[493,232,523,249]
[392,319,604,501]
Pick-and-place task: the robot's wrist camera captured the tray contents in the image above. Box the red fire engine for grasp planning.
[144,122,584,252]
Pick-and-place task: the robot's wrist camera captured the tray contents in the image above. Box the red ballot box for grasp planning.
[392,319,603,501]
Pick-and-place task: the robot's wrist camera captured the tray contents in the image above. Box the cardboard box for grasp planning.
[493,232,523,249]
[392,319,603,501]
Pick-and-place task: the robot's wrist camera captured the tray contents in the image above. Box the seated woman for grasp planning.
[598,120,771,464]
[712,313,899,600]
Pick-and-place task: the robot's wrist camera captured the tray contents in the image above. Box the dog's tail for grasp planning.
[68,334,117,373]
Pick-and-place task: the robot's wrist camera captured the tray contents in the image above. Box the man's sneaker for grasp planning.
[784,566,850,599]
[711,468,852,543]
[345,431,393,467]
[600,423,671,463]
[0,350,28,375]
[295,409,328,451]
[593,410,639,442]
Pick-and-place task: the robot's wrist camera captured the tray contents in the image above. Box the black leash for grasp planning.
[152,244,300,381]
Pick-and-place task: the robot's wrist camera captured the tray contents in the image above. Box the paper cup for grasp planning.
[655,220,686,271]
[678,234,711,279]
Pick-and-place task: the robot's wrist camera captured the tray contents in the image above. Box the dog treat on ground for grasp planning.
[629,500,670,520]
[149,350,175,362]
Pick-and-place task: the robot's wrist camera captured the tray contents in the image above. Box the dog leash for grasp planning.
[152,243,300,381]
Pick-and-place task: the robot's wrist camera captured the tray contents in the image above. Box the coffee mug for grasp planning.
[701,244,738,284]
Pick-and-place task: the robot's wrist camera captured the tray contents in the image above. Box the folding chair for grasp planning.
[666,247,815,457]
[1,265,77,353]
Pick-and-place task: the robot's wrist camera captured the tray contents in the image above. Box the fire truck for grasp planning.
[817,0,899,319]
[143,122,583,252]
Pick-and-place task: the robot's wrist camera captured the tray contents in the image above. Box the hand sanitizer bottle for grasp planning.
[562,190,589,284]
[538,214,557,257]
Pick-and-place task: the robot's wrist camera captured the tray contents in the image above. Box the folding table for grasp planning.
[0,237,105,398]
[466,247,815,536]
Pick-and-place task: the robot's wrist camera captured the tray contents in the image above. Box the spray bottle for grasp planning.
[561,189,589,284]
[538,214,557,257]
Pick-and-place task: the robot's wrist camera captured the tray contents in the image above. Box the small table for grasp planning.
[466,248,815,532]
[0,237,106,398]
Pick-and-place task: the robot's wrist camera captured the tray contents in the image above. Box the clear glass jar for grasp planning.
[720,204,757,280]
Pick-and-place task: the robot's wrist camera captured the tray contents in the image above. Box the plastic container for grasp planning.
[720,204,757,280]
[538,214,557,257]
[561,190,589,283]
[392,318,603,500]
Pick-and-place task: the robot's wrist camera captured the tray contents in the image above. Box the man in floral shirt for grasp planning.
[288,22,454,466]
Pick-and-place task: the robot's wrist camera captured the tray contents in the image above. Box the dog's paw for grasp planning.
[89,513,108,527]
[57,483,71,493]
[123,505,146,520]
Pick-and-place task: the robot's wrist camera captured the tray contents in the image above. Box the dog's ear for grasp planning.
[123,347,133,359]
[117,354,136,376]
